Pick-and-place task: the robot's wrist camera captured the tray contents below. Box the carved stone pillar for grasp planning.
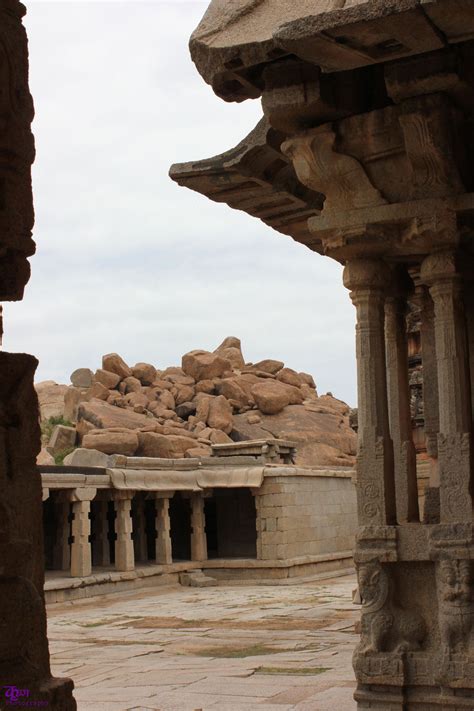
[419,285,440,472]
[155,494,172,565]
[132,495,148,564]
[190,492,207,562]
[70,488,96,578]
[113,492,135,571]
[385,285,419,523]
[92,499,110,567]
[421,251,472,522]
[53,499,71,572]
[343,259,396,525]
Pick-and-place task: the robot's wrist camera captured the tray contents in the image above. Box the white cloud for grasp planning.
[6,0,357,405]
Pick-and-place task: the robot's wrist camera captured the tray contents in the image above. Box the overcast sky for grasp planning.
[6,1,357,405]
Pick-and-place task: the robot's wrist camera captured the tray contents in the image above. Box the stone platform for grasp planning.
[47,572,358,711]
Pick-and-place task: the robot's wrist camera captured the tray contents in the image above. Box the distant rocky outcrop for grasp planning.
[36,337,356,467]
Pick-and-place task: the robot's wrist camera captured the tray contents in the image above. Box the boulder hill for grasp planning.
[36,337,356,467]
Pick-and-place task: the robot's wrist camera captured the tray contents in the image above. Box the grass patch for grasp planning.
[54,447,76,465]
[195,644,283,658]
[256,666,330,676]
[41,415,74,444]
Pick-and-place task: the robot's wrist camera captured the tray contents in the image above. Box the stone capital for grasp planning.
[111,489,135,501]
[343,259,391,294]
[420,251,459,287]
[70,487,97,503]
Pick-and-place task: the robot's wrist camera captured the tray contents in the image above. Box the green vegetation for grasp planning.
[41,415,74,444]
[54,447,76,466]
[195,644,284,658]
[256,666,330,675]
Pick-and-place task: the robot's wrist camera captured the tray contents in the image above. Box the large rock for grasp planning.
[102,353,132,380]
[64,386,86,423]
[233,403,357,467]
[47,425,77,456]
[132,362,157,386]
[35,381,68,420]
[70,368,93,388]
[207,395,233,434]
[182,350,231,382]
[83,428,139,456]
[250,359,284,375]
[276,367,303,388]
[87,381,109,401]
[123,376,142,393]
[78,399,149,430]
[138,432,197,458]
[37,448,54,466]
[175,384,195,406]
[251,380,303,415]
[94,369,121,389]
[214,336,245,369]
[216,378,249,408]
[63,447,110,467]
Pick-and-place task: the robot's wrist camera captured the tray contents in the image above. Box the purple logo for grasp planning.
[1,686,48,707]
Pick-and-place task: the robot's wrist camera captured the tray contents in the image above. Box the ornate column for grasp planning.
[385,278,419,523]
[190,492,207,562]
[132,495,148,564]
[155,494,172,564]
[419,285,440,476]
[113,491,135,571]
[421,251,472,522]
[343,259,396,525]
[92,499,110,567]
[52,498,71,572]
[70,488,96,578]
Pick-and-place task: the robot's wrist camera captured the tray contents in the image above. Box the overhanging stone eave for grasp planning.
[189,0,474,102]
[169,117,324,255]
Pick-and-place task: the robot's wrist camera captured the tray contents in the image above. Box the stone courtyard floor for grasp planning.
[47,572,358,711]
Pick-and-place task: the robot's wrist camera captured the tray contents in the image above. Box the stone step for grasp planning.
[179,570,218,588]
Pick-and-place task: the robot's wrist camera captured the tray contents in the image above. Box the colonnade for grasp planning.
[43,489,208,578]
[343,250,473,528]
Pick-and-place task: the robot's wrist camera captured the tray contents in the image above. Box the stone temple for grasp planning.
[169,1,474,709]
[2,0,474,709]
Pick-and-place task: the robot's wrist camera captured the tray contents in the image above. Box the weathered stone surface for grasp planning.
[47,425,77,456]
[250,359,284,375]
[63,447,110,467]
[78,399,149,430]
[94,368,121,389]
[182,349,231,381]
[37,448,54,466]
[124,392,149,409]
[214,336,245,369]
[276,367,303,388]
[233,404,356,467]
[207,395,233,434]
[175,401,197,420]
[102,353,132,380]
[299,371,317,389]
[195,379,215,394]
[175,384,195,405]
[35,380,68,420]
[123,376,142,393]
[185,445,212,458]
[87,381,109,401]
[159,389,176,411]
[216,377,249,408]
[137,432,196,458]
[83,428,139,456]
[251,380,303,415]
[132,362,157,385]
[70,368,93,388]
[63,386,86,423]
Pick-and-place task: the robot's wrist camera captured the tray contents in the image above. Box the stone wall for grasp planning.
[256,472,356,562]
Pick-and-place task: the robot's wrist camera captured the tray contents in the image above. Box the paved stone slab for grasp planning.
[47,573,358,710]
